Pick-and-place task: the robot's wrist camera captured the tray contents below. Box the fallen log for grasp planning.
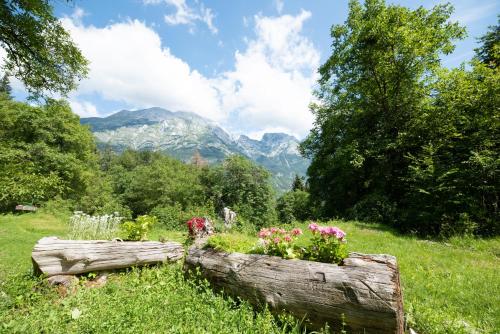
[185,248,404,334]
[32,237,184,276]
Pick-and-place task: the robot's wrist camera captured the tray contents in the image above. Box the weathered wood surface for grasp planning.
[185,248,404,334]
[32,237,184,276]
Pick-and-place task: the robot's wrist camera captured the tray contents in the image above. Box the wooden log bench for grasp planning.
[32,237,184,276]
[185,247,404,334]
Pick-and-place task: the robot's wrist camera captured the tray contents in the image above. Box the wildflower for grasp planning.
[258,228,271,238]
[270,227,279,233]
[195,219,205,230]
[284,235,292,242]
[187,217,206,235]
[308,223,319,233]
[291,228,303,236]
[332,227,346,240]
[273,237,281,244]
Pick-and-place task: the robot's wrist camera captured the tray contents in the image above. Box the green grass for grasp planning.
[1,213,499,333]
[0,212,67,278]
[0,213,306,334]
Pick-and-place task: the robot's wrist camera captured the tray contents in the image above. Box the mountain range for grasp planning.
[80,107,309,191]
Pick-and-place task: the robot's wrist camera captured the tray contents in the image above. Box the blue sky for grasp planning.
[14,0,500,138]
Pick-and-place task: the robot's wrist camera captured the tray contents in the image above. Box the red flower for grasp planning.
[187,217,206,235]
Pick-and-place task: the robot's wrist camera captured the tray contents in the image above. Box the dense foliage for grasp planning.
[121,215,157,241]
[0,0,88,99]
[103,149,205,216]
[0,99,278,228]
[0,97,97,211]
[276,190,311,224]
[201,155,276,228]
[301,0,499,236]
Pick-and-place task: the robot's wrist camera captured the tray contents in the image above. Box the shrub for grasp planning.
[121,215,157,241]
[151,204,216,231]
[68,211,122,240]
[276,190,312,224]
[349,194,396,224]
[201,156,276,229]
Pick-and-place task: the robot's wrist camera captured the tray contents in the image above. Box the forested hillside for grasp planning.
[301,1,499,236]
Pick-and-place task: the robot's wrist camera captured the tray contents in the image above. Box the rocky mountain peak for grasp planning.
[81,108,309,191]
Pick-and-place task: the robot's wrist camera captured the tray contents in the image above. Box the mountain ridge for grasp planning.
[81,107,309,191]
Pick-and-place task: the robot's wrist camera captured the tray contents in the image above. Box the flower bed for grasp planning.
[252,223,348,264]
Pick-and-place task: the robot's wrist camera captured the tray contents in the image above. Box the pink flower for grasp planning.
[270,227,279,233]
[258,228,271,238]
[291,228,303,236]
[279,228,287,234]
[308,223,319,233]
[284,235,292,242]
[332,227,346,240]
[273,237,281,244]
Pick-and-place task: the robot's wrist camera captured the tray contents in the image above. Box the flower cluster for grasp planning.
[187,217,214,238]
[187,217,206,236]
[306,222,347,264]
[255,227,303,258]
[308,223,346,240]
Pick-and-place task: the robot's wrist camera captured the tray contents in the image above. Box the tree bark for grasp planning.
[32,237,184,276]
[185,248,404,334]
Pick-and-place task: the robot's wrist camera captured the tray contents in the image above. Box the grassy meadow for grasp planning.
[0,212,499,333]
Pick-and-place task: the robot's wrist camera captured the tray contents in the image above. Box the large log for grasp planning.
[185,248,404,334]
[32,237,184,276]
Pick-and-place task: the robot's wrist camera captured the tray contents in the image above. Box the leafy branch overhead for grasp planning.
[0,0,88,99]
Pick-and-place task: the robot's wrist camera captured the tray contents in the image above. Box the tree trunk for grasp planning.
[185,248,404,334]
[32,237,184,276]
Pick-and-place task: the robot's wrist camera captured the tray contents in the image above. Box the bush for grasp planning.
[121,215,157,241]
[349,194,396,224]
[201,156,276,229]
[276,190,312,224]
[151,204,216,231]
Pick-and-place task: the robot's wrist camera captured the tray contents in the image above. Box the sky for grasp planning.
[10,0,500,139]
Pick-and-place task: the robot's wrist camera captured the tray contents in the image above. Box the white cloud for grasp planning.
[61,18,224,121]
[60,9,318,138]
[145,0,217,34]
[216,10,319,137]
[70,100,99,117]
[71,7,86,23]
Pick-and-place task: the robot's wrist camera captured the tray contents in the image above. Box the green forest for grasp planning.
[0,0,499,333]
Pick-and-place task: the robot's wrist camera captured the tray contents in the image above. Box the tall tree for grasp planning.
[301,0,465,226]
[0,97,97,211]
[291,174,305,191]
[0,0,88,99]
[475,18,499,69]
[201,156,276,228]
[0,72,11,97]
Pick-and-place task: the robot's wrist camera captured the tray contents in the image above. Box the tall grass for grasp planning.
[67,211,122,240]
